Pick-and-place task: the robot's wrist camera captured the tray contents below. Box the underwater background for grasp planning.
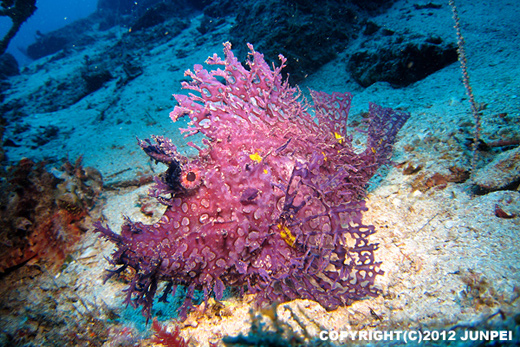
[0,0,519,346]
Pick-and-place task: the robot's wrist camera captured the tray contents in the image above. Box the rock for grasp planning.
[472,146,520,191]
[97,0,139,15]
[26,0,194,60]
[226,0,394,83]
[130,2,193,32]
[131,3,170,31]
[82,68,113,94]
[26,34,70,60]
[26,16,99,60]
[347,33,457,87]
[0,53,20,79]
[203,0,239,18]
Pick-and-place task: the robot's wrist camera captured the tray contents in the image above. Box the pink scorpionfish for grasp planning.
[95,42,410,320]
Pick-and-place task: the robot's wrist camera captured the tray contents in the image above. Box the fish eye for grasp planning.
[186,171,197,182]
[180,165,202,190]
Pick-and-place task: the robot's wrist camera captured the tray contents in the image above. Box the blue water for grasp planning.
[0,0,97,65]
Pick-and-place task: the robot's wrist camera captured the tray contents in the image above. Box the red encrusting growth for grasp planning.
[151,318,189,347]
[1,157,102,273]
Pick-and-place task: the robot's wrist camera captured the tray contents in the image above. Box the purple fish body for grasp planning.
[95,42,410,320]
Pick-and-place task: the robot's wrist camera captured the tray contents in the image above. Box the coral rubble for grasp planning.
[0,157,102,273]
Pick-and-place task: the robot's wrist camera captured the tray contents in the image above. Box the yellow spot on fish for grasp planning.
[263,169,268,174]
[334,132,344,144]
[277,224,295,247]
[249,152,262,163]
[322,152,327,161]
[372,138,383,153]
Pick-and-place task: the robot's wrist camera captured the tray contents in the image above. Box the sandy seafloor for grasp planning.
[1,0,519,346]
